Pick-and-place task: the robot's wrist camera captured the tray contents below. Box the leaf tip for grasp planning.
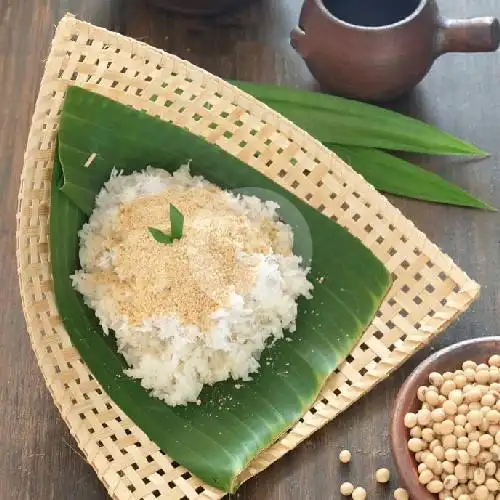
[169,203,185,240]
[465,147,490,158]
[482,203,498,213]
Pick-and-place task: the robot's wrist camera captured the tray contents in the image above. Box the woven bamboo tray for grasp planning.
[16,13,480,500]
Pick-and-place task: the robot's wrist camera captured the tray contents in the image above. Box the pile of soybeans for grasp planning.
[405,355,500,499]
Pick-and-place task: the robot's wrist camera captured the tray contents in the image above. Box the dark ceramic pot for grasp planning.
[291,0,500,102]
[147,0,254,16]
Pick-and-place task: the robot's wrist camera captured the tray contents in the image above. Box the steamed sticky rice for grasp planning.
[72,165,313,406]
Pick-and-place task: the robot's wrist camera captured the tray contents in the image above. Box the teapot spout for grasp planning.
[436,17,500,55]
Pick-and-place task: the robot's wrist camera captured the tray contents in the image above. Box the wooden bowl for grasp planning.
[390,337,500,499]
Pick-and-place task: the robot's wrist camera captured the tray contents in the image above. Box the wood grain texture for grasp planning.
[1,0,499,498]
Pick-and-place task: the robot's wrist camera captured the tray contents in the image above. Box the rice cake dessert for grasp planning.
[72,166,313,406]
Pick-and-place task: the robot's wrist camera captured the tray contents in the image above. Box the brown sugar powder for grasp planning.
[101,185,288,330]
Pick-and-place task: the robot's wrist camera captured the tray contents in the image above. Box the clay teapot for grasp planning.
[291,0,500,102]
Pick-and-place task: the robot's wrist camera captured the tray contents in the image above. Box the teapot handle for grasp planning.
[436,17,500,55]
[290,27,309,58]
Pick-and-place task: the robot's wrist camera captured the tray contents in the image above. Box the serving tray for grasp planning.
[16,13,479,500]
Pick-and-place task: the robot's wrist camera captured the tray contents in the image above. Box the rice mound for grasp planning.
[72,166,313,406]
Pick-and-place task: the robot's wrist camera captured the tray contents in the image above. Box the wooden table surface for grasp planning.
[1,0,499,498]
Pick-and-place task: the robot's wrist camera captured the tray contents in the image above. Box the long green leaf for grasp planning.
[232,81,486,157]
[327,145,494,210]
[52,86,391,492]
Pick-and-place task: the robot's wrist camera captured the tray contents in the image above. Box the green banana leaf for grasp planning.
[51,86,391,492]
[231,81,492,209]
[328,145,493,211]
[232,81,486,157]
